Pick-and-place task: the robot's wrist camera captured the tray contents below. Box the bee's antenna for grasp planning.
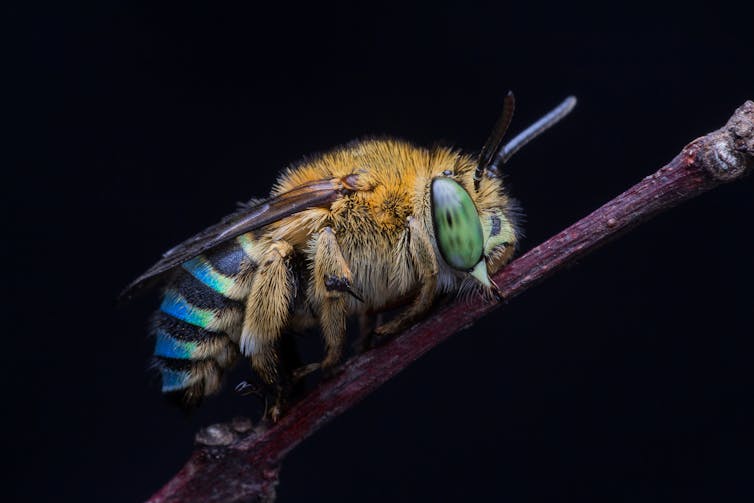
[489,96,577,171]
[474,91,515,191]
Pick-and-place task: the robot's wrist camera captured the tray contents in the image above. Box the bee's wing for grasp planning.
[121,175,361,300]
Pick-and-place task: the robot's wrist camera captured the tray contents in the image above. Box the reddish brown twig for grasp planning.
[147,101,753,503]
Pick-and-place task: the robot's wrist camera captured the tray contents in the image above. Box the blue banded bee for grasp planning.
[123,92,576,419]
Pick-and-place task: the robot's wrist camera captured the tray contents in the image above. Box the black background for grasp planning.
[7,2,754,502]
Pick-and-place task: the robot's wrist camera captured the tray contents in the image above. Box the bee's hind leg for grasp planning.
[309,227,358,377]
[242,240,297,422]
[373,216,438,341]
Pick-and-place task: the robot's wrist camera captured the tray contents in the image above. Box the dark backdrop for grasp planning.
[7,2,754,502]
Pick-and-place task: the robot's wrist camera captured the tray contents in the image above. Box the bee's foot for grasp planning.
[320,363,344,381]
[263,387,289,424]
[234,380,263,398]
[291,363,320,383]
[369,325,399,348]
[266,403,284,423]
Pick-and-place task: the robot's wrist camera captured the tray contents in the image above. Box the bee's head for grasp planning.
[430,176,516,297]
[427,94,575,297]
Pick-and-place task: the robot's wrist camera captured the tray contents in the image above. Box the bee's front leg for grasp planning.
[309,227,358,374]
[373,216,438,340]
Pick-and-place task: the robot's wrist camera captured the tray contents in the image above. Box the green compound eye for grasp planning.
[430,177,484,271]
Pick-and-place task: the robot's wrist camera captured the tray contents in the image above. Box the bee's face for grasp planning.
[430,176,495,289]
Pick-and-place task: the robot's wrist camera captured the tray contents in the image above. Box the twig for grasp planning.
[146,101,753,503]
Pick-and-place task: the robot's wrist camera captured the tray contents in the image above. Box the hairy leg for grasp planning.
[309,227,357,370]
[241,240,296,395]
[374,216,438,337]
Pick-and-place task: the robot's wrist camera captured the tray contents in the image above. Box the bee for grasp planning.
[123,92,576,419]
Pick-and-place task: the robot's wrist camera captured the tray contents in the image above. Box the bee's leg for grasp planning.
[354,311,378,352]
[241,240,296,421]
[309,227,356,374]
[374,216,438,339]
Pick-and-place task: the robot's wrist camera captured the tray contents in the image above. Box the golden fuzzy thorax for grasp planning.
[239,138,519,389]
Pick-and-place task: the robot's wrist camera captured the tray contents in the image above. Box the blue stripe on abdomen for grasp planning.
[152,243,251,399]
[160,367,192,392]
[181,256,236,296]
[154,329,198,359]
[159,290,216,328]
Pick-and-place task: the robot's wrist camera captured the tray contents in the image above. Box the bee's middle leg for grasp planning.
[310,227,357,372]
[354,311,378,352]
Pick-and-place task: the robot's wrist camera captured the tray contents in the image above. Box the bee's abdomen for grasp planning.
[151,237,256,405]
